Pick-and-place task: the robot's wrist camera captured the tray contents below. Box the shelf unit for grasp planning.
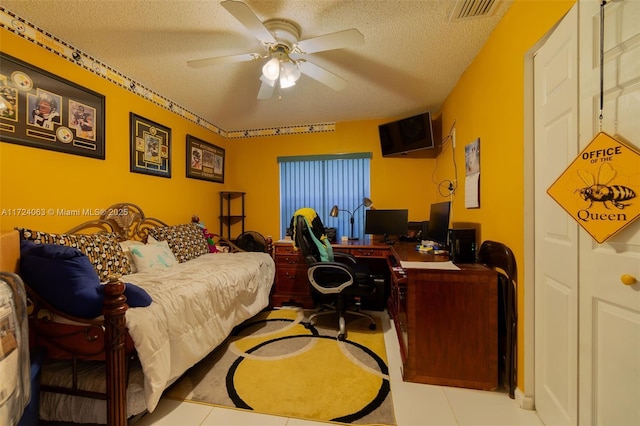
[219,191,245,239]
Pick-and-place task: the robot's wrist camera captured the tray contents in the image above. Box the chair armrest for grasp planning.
[308,261,356,294]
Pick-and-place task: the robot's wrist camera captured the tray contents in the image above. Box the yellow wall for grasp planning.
[438,0,575,390]
[228,119,442,238]
[1,0,575,393]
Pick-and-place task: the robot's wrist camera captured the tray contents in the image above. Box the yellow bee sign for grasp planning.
[547,132,640,243]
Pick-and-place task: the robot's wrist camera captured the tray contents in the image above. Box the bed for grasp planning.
[2,203,275,425]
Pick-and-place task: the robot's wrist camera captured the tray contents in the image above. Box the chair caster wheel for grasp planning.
[338,333,346,341]
[369,323,377,330]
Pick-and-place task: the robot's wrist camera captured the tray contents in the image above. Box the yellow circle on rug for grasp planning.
[231,335,386,420]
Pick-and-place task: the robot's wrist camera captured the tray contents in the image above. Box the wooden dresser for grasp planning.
[271,241,315,308]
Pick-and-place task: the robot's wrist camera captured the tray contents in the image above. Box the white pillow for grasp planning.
[130,240,178,272]
[119,240,145,273]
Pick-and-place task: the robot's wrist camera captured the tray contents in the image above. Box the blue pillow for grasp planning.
[116,282,152,308]
[96,283,152,307]
[20,242,152,317]
[20,242,103,318]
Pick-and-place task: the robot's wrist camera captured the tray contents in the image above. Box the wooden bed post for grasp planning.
[103,278,128,426]
[265,236,273,255]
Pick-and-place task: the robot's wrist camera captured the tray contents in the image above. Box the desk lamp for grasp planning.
[330,197,373,240]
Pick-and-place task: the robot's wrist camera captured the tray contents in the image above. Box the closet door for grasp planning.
[533,5,579,425]
[578,1,640,424]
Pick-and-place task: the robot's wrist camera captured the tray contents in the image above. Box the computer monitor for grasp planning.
[365,209,409,244]
[426,201,451,247]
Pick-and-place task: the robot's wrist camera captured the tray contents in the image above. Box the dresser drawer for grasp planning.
[345,247,386,257]
[274,243,298,255]
[275,254,306,266]
[275,267,309,293]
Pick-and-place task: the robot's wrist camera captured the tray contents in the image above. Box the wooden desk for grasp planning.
[389,243,498,390]
[271,240,498,391]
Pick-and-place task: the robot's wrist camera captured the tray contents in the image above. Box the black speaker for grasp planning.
[448,228,477,264]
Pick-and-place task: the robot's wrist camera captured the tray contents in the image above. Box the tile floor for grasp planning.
[135,311,544,426]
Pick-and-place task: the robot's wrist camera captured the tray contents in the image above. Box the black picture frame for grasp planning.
[129,113,171,178]
[0,52,105,159]
[186,135,224,183]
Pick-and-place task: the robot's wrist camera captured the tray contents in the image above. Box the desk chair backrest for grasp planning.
[478,240,517,398]
[290,208,334,263]
[478,240,516,284]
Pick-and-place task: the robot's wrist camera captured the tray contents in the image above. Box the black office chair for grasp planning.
[291,208,377,340]
[478,240,517,399]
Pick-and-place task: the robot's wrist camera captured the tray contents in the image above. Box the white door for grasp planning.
[577,1,640,425]
[533,5,579,425]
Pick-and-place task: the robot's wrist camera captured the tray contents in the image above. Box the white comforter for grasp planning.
[123,251,275,413]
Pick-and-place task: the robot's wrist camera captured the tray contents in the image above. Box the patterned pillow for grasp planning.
[17,228,131,279]
[147,223,209,263]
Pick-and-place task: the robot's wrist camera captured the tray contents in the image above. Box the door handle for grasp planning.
[621,274,637,286]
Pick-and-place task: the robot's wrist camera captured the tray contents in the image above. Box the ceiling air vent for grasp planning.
[449,0,499,21]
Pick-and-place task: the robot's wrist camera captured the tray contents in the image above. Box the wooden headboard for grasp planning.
[1,202,272,274]
[0,203,167,273]
[66,202,169,242]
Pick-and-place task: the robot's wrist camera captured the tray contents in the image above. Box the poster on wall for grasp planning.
[186,135,224,183]
[0,52,105,159]
[547,132,639,243]
[129,113,171,178]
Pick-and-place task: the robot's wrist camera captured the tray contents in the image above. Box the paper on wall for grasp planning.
[465,173,480,208]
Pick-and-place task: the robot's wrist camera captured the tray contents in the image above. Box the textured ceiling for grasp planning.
[0,0,511,133]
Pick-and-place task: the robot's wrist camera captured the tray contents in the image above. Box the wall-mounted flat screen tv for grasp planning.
[379,111,441,158]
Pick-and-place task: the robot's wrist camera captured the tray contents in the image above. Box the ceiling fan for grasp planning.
[187,0,364,99]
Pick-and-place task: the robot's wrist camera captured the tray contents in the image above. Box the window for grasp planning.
[279,153,371,239]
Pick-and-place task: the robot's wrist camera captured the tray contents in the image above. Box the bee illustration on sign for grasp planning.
[577,162,636,209]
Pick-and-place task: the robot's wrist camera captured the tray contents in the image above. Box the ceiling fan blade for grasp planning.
[296,29,364,54]
[187,53,260,68]
[257,79,276,99]
[298,61,348,91]
[221,0,277,44]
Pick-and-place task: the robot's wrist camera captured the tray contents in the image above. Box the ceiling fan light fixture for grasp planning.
[262,57,280,81]
[281,61,301,82]
[260,74,276,87]
[279,72,296,89]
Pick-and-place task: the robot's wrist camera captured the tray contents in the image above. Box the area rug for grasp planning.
[166,307,396,425]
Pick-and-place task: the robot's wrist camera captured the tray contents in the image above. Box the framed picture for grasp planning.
[130,113,171,178]
[186,135,224,183]
[0,52,105,159]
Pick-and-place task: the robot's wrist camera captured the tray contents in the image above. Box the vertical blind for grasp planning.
[278,153,372,239]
